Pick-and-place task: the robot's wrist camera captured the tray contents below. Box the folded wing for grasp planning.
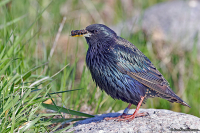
[114,37,190,107]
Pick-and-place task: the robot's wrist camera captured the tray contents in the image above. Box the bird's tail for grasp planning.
[157,87,191,108]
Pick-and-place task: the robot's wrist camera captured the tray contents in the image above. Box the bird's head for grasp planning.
[71,24,117,45]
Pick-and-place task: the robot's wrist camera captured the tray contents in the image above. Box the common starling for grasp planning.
[71,24,190,121]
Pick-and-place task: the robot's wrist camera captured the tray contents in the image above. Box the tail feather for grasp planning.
[146,86,191,108]
[157,92,191,108]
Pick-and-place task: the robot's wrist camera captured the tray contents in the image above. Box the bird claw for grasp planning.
[104,112,149,122]
[104,113,128,121]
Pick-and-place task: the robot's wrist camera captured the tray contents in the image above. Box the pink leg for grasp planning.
[104,96,148,121]
[104,103,132,120]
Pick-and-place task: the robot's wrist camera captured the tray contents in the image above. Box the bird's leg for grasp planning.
[104,103,132,120]
[121,103,132,117]
[117,96,148,121]
[104,96,149,121]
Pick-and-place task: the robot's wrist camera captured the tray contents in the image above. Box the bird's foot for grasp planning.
[105,96,148,122]
[104,113,128,121]
[104,112,149,122]
[117,112,149,122]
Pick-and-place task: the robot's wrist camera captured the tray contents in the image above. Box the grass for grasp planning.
[0,0,200,132]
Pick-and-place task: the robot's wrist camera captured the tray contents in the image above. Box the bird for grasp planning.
[71,24,190,121]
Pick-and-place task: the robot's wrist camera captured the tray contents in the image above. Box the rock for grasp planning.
[67,109,200,133]
[142,0,200,52]
[112,0,200,54]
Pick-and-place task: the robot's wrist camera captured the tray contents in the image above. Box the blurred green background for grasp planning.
[1,0,200,132]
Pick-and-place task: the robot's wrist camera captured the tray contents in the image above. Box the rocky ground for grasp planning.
[66,109,200,133]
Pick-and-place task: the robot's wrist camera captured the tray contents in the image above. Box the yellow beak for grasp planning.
[71,29,92,37]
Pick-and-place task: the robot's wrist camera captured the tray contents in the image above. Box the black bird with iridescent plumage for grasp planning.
[71,24,190,121]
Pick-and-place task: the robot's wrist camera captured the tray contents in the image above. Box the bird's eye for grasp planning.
[92,30,98,33]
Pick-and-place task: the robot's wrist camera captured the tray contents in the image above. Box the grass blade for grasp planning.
[41,103,94,118]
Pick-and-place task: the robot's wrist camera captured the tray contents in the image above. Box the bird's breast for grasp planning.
[85,45,147,105]
[86,46,118,81]
[86,45,115,68]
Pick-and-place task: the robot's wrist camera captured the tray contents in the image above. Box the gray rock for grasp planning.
[66,109,200,133]
[112,0,200,53]
[142,0,200,52]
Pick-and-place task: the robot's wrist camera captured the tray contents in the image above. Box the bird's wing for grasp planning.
[113,36,177,97]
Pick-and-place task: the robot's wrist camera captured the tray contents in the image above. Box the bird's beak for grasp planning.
[71,29,92,37]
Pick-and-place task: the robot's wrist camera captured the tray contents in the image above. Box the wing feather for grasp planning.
[114,37,174,96]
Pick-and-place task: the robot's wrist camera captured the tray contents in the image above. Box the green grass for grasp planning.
[0,0,200,132]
